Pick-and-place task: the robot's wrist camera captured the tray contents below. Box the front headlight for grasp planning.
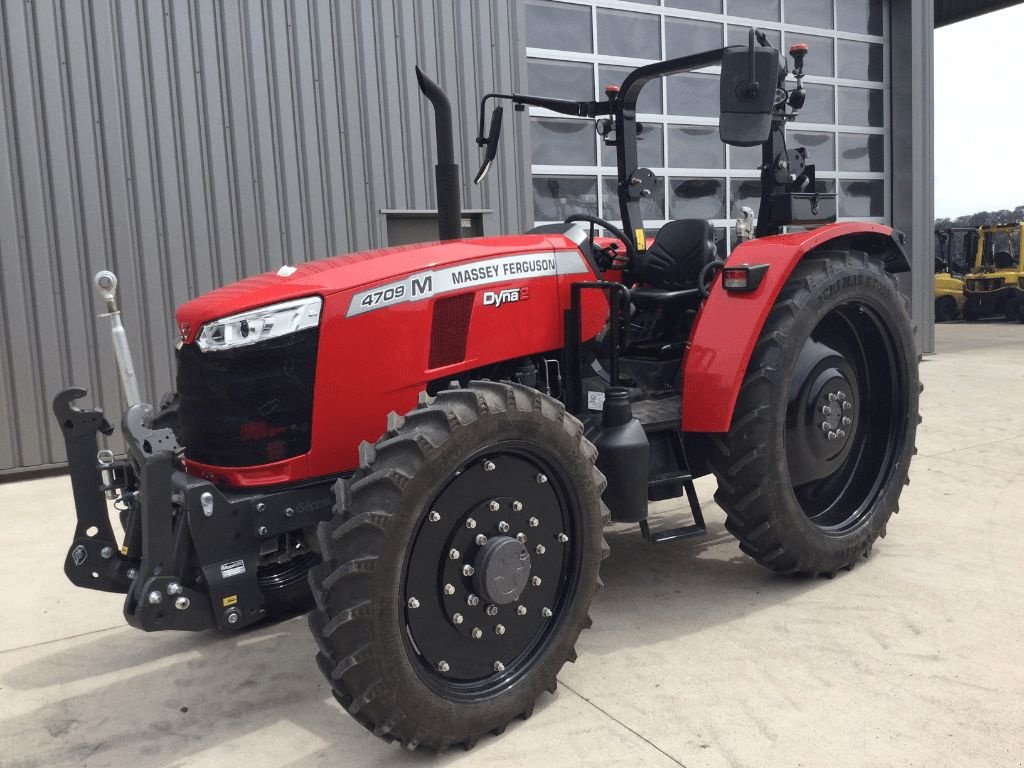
[196,296,322,352]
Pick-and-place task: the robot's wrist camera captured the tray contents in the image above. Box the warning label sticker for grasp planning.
[220,559,246,579]
[346,250,588,317]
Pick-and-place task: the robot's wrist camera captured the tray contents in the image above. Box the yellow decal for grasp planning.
[120,545,129,555]
[634,228,647,251]
[222,595,238,607]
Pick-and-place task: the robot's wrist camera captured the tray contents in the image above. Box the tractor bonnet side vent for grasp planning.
[429,293,474,369]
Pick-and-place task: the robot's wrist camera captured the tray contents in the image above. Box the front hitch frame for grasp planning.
[53,386,336,633]
[53,387,136,593]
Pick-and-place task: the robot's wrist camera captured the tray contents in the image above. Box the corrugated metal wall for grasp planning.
[0,0,529,473]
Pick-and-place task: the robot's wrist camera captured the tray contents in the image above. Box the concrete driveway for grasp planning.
[2,322,1022,767]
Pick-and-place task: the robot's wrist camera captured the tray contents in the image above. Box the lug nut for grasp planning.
[512,500,523,512]
[536,473,548,484]
[842,416,852,426]
[444,583,455,595]
[147,590,163,605]
[489,501,500,512]
[463,564,475,577]
[836,429,846,439]
[517,533,527,544]
[828,431,837,441]
[408,597,420,609]
[467,594,480,606]
[494,661,505,672]
[175,596,190,611]
[557,533,569,543]
[498,521,510,533]
[486,605,499,616]
[483,460,495,472]
[837,391,846,401]
[428,511,441,522]
[453,613,464,625]
[475,534,488,546]
[495,624,506,635]
[437,660,450,672]
[529,517,539,528]
[821,406,832,415]
[167,582,182,596]
[532,576,542,587]
[542,607,552,618]
[517,605,527,615]
[843,401,853,411]
[472,627,483,639]
[536,544,546,555]
[821,421,830,432]
[829,392,838,402]
[466,517,477,529]
[449,548,460,560]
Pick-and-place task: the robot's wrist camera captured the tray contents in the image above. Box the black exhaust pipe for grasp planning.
[415,66,462,241]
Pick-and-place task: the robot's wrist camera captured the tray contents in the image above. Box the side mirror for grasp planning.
[473,106,503,184]
[719,40,782,147]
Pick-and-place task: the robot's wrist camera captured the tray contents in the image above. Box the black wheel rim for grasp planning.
[400,440,583,702]
[785,300,907,533]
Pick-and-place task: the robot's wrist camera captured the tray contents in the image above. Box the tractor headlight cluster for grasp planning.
[196,296,322,352]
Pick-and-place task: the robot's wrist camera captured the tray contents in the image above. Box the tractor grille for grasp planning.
[176,328,320,467]
[429,293,474,368]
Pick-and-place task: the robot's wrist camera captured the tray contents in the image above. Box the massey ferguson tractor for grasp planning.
[54,31,919,751]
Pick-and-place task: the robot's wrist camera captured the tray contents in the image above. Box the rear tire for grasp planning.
[307,382,608,751]
[708,251,920,576]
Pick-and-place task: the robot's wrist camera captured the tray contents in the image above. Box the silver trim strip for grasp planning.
[346,250,589,317]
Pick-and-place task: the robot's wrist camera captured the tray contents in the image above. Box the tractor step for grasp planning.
[631,395,681,432]
[639,473,707,544]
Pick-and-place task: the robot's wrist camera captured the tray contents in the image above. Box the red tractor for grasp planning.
[54,31,919,751]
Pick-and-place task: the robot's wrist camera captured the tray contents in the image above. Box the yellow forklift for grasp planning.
[934,227,977,322]
[963,222,1024,321]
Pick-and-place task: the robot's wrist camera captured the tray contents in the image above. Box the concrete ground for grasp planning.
[2,322,1023,768]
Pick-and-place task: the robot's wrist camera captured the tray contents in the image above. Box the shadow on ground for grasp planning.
[1,500,837,767]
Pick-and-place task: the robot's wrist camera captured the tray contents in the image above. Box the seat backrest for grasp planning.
[638,219,717,290]
[994,250,1015,269]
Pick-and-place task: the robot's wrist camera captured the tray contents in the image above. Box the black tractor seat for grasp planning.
[628,219,718,311]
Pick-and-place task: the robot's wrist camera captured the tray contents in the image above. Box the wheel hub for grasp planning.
[814,378,855,445]
[473,536,531,604]
[786,339,860,488]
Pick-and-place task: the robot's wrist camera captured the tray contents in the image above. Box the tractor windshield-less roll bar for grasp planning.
[477,48,731,253]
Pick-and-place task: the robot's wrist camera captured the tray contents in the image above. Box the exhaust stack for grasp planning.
[415,66,462,241]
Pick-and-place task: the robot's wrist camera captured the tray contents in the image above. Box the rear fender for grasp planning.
[681,223,907,433]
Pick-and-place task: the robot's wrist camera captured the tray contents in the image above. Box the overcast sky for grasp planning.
[934,6,1024,218]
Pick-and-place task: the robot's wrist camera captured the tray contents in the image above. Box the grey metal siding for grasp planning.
[0,0,529,472]
[890,0,935,354]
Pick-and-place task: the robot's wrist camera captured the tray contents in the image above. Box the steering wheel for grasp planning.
[564,214,637,270]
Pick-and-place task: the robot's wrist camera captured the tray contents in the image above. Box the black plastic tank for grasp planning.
[592,387,650,523]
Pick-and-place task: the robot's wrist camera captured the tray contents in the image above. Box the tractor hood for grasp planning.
[175,234,577,344]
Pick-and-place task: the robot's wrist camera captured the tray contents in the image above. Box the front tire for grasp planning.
[708,251,920,575]
[307,382,608,751]
[935,295,957,323]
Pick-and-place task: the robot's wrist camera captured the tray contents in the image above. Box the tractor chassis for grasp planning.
[53,387,335,633]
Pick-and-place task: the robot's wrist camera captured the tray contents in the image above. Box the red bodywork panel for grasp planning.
[176,235,605,487]
[681,222,896,433]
